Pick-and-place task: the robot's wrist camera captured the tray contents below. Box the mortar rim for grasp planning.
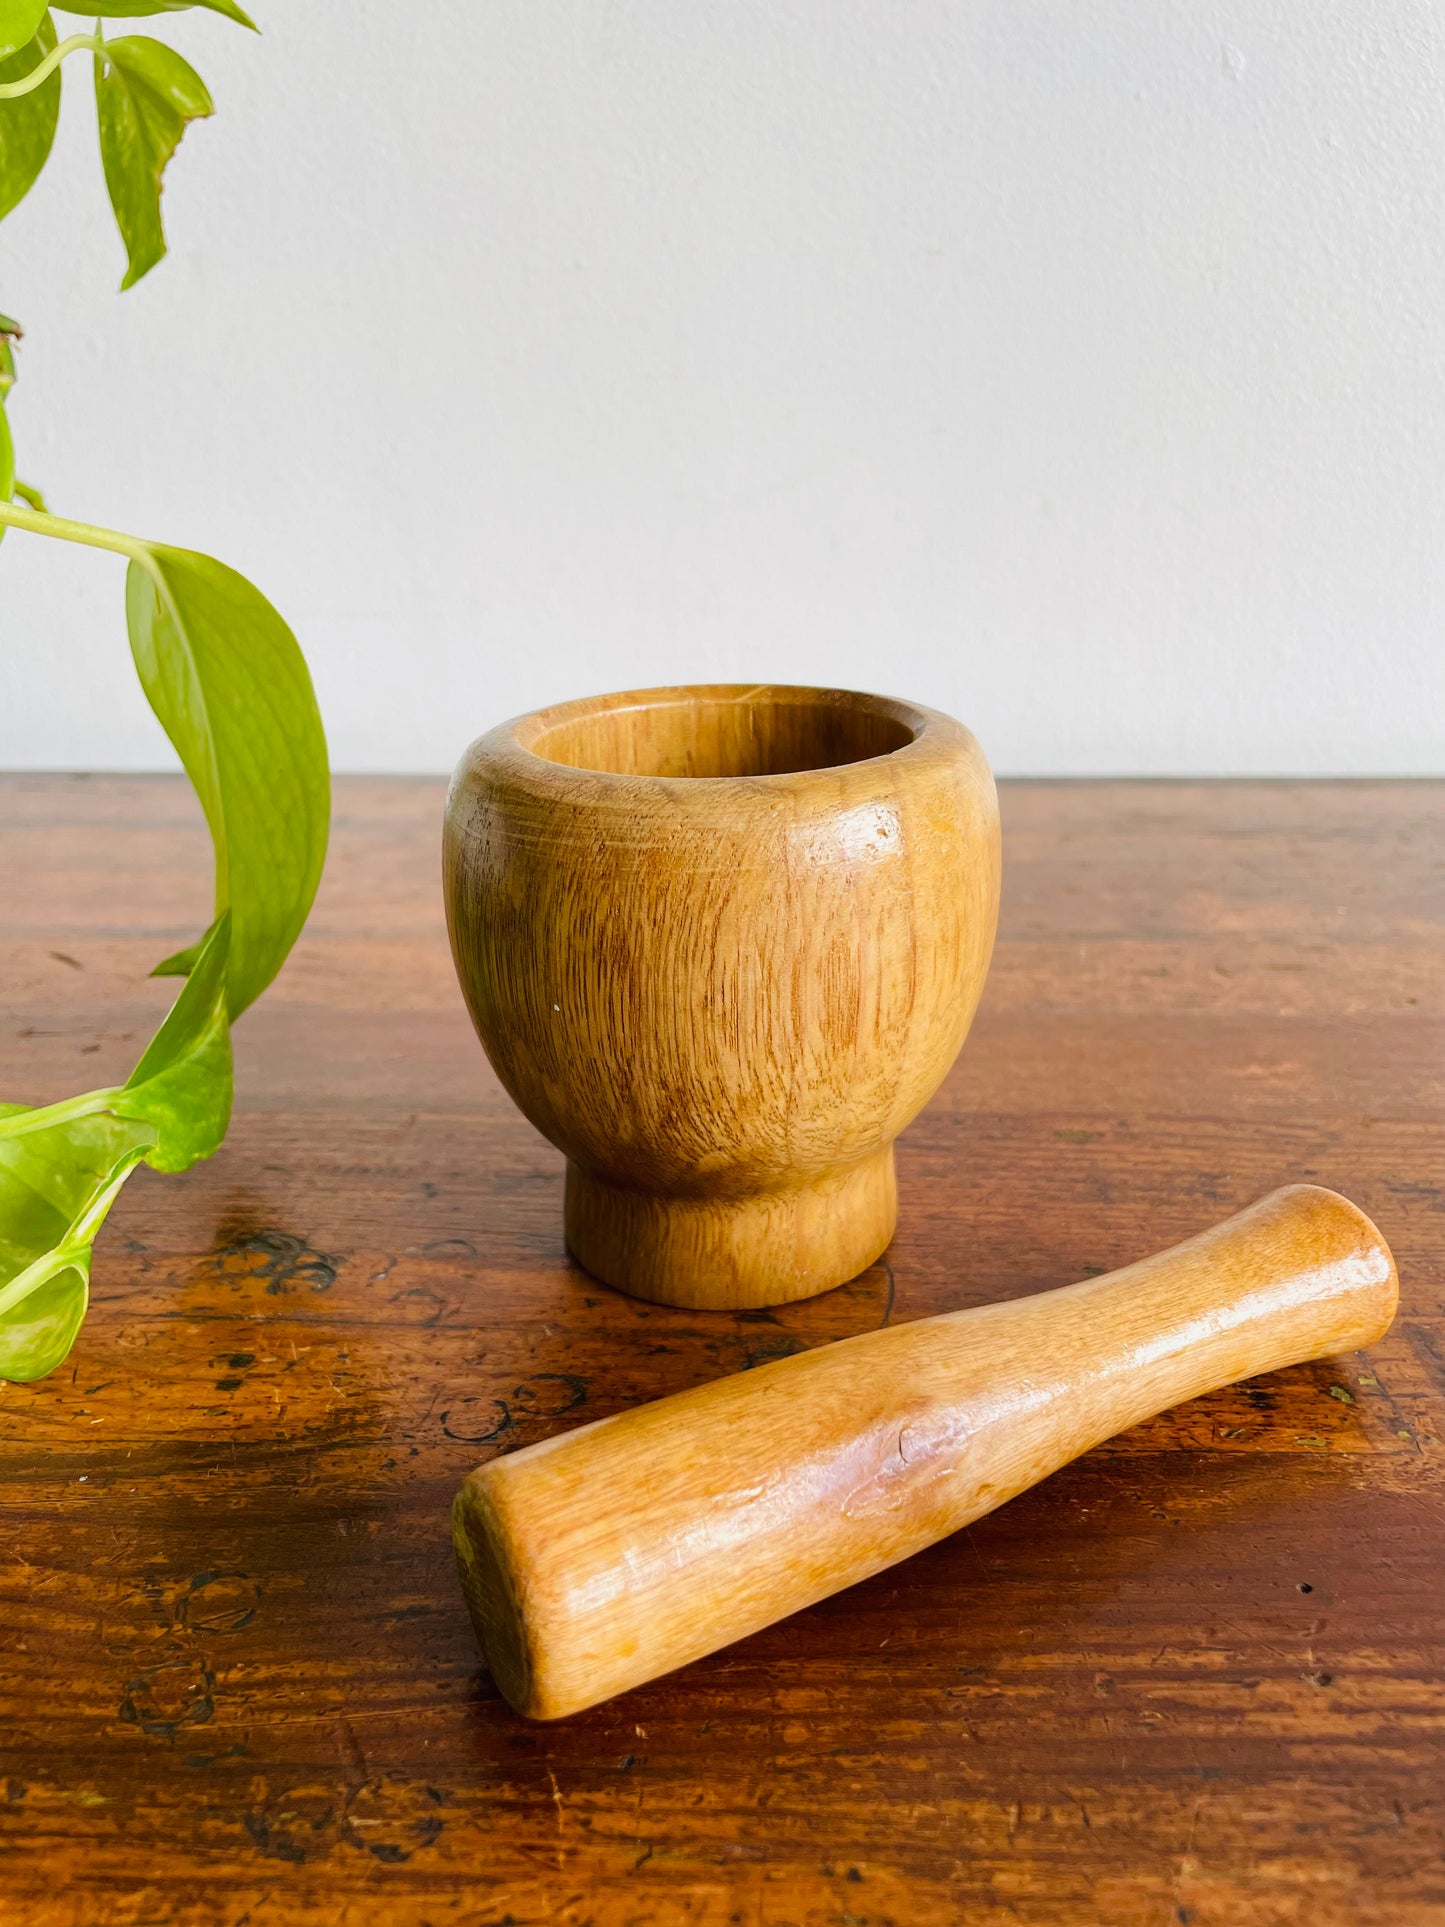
[476,681,969,790]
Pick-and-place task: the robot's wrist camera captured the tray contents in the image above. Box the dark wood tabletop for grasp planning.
[3,774,1442,1927]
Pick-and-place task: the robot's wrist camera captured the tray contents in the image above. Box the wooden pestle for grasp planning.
[453,1184,1397,1719]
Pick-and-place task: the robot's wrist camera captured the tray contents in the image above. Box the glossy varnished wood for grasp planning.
[455,1186,1397,1719]
[1,773,1443,1925]
[444,685,1000,1308]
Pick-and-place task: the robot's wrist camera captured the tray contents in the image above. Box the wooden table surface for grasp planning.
[3,774,1443,1927]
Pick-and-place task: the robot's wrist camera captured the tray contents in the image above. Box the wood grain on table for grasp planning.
[2,775,1442,1927]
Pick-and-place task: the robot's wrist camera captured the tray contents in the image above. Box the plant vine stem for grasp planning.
[0,1087,125,1141]
[0,34,106,99]
[0,497,147,562]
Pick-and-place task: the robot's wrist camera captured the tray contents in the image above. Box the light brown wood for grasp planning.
[443,683,1000,1308]
[4,773,1442,1927]
[454,1183,1397,1720]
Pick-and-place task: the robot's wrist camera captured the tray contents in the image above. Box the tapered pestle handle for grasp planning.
[453,1184,1397,1719]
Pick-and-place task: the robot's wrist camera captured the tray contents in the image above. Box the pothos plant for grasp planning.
[0,0,329,1381]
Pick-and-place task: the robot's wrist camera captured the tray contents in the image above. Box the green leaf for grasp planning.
[0,13,61,220]
[94,33,212,290]
[59,0,255,25]
[115,910,232,1169]
[127,545,329,1019]
[0,917,234,1379]
[0,514,325,1379]
[150,934,202,978]
[0,1110,150,1380]
[0,0,48,61]
[0,1251,93,1380]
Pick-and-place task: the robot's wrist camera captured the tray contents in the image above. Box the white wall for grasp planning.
[2,0,1443,775]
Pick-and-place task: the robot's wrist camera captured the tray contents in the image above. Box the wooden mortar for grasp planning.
[444,684,1000,1309]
